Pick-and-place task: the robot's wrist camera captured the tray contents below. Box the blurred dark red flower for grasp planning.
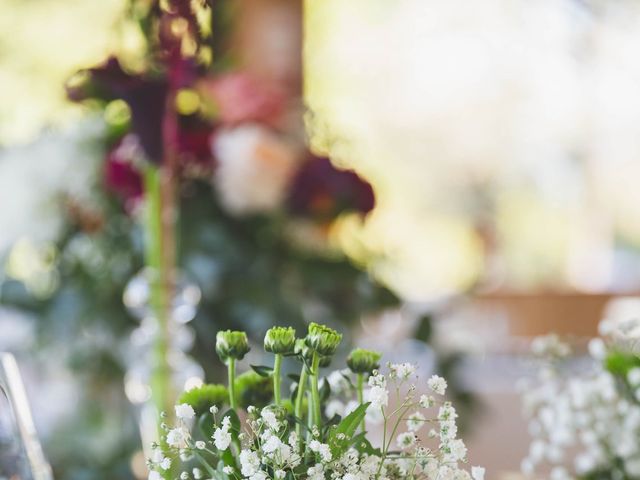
[68,57,168,165]
[104,137,143,210]
[288,155,375,221]
[200,72,285,126]
[177,126,215,174]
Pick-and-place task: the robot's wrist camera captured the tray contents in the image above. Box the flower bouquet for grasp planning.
[520,317,640,480]
[147,323,485,480]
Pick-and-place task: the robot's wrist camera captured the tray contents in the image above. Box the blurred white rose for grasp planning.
[212,124,299,216]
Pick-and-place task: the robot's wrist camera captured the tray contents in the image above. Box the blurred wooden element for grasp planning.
[473,292,616,338]
[233,0,302,94]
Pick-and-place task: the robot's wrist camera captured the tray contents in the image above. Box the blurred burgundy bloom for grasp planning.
[177,126,215,173]
[68,57,168,164]
[288,155,375,220]
[104,138,143,210]
[202,72,285,125]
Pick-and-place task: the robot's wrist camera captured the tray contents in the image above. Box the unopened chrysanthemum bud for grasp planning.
[264,326,296,354]
[296,338,331,368]
[216,330,250,362]
[347,348,382,374]
[178,383,228,416]
[305,322,342,356]
[295,338,313,363]
[318,355,332,368]
[235,371,273,409]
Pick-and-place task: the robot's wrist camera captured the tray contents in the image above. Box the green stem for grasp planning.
[144,167,172,421]
[273,354,283,406]
[294,366,308,447]
[306,390,313,452]
[228,359,237,410]
[309,352,322,429]
[357,373,365,433]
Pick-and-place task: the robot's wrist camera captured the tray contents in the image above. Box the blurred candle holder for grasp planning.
[122,268,204,454]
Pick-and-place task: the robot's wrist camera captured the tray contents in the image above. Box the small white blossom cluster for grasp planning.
[521,333,640,479]
[148,366,484,479]
[148,328,485,480]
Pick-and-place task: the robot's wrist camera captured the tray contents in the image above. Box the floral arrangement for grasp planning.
[147,323,485,480]
[520,318,640,480]
[0,1,403,478]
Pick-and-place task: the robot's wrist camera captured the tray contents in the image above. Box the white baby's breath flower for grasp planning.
[160,457,172,470]
[151,449,165,464]
[192,467,203,479]
[407,411,426,432]
[209,405,218,415]
[195,441,205,450]
[629,368,640,386]
[261,408,281,431]
[397,432,416,450]
[588,338,606,360]
[471,466,486,480]
[222,466,234,475]
[419,394,435,408]
[166,427,188,448]
[148,471,162,480]
[428,375,447,395]
[309,440,332,462]
[307,463,325,480]
[368,372,386,388]
[389,362,417,380]
[175,403,196,420]
[446,438,468,462]
[366,385,389,409]
[262,433,283,455]
[438,403,458,422]
[288,431,299,449]
[213,416,232,450]
[240,449,261,477]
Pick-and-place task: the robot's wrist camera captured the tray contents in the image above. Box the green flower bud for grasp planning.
[305,322,342,356]
[319,354,332,368]
[295,338,313,363]
[296,338,332,369]
[234,371,274,409]
[178,384,228,416]
[216,330,250,362]
[347,348,382,374]
[264,326,296,354]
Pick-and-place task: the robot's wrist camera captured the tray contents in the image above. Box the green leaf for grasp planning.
[319,378,331,403]
[322,414,342,436]
[350,432,381,456]
[605,351,640,377]
[220,408,241,433]
[336,403,370,437]
[197,412,214,440]
[251,364,274,377]
[328,402,370,457]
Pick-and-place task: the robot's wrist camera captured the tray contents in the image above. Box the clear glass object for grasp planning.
[122,268,204,456]
[123,268,202,324]
[0,353,53,480]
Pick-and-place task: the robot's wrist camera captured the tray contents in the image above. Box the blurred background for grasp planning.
[2,0,640,478]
